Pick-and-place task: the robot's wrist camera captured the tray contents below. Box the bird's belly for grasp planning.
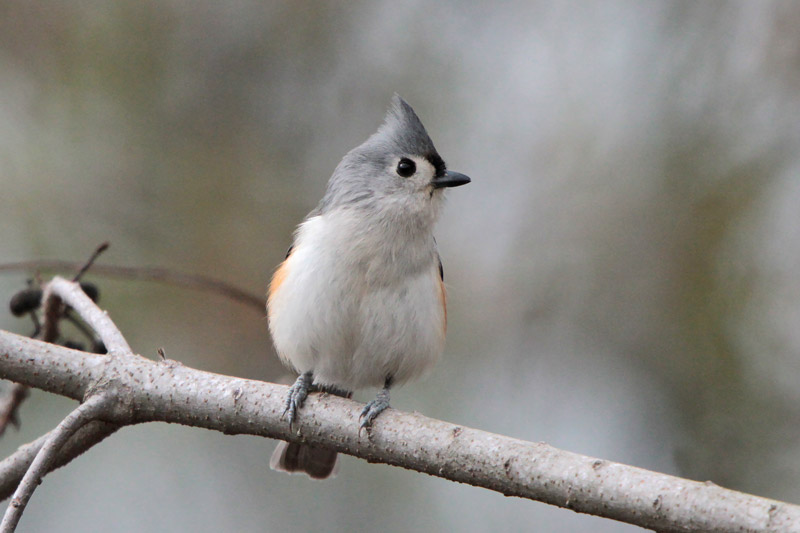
[315,270,446,390]
[270,255,445,390]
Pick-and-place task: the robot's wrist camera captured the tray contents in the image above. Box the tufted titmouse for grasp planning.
[267,95,470,479]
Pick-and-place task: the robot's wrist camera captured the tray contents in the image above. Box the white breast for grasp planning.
[268,211,446,391]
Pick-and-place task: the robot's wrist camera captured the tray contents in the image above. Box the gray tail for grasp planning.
[270,386,351,480]
[270,441,340,480]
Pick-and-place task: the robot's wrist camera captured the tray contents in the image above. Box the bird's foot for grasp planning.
[359,379,392,434]
[282,371,314,431]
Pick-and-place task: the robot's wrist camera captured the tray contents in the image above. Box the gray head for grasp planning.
[316,95,470,221]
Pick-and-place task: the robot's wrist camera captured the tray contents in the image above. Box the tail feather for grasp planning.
[270,385,351,480]
[270,441,339,480]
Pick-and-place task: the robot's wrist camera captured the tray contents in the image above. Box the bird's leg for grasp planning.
[360,376,393,431]
[283,371,314,431]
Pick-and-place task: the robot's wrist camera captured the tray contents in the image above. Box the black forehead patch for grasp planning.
[426,152,447,178]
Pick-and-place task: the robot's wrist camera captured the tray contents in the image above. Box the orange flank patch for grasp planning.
[438,276,447,335]
[268,257,291,307]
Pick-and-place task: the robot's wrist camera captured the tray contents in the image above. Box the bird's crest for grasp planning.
[374,94,439,158]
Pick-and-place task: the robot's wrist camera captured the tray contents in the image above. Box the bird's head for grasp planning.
[319,95,470,224]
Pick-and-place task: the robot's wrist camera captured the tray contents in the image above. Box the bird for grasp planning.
[267,95,470,479]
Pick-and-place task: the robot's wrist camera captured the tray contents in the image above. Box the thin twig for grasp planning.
[0,261,265,312]
[71,243,109,282]
[0,394,112,532]
[0,386,27,438]
[43,277,131,355]
[38,286,63,345]
[63,311,95,343]
[0,421,120,500]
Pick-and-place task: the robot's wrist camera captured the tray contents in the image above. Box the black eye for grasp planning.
[396,158,416,177]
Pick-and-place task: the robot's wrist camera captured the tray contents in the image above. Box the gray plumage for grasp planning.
[268,95,469,479]
[316,95,445,213]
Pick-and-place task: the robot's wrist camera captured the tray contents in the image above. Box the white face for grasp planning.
[359,153,444,228]
[388,155,440,195]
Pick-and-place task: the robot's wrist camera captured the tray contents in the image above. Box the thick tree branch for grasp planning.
[0,330,798,532]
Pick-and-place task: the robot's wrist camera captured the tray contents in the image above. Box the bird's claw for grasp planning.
[359,397,390,434]
[359,378,393,436]
[282,372,313,431]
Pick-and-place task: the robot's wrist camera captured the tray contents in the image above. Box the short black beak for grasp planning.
[431,170,471,189]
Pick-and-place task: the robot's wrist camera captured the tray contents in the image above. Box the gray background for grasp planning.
[2,1,800,531]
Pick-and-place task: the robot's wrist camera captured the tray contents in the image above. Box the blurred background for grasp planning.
[2,1,800,531]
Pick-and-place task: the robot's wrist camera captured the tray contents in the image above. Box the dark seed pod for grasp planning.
[9,289,43,317]
[79,282,100,303]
